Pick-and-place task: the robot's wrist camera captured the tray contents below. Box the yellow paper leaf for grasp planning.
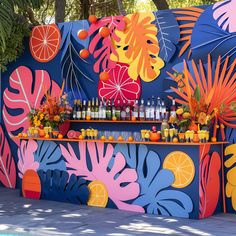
[110,12,164,82]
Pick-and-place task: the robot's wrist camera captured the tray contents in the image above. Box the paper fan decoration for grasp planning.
[98,63,141,105]
[30,24,61,62]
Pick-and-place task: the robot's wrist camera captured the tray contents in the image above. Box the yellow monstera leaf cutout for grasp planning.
[110,12,165,82]
[225,144,236,210]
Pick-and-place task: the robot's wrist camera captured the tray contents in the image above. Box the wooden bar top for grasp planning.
[12,137,228,146]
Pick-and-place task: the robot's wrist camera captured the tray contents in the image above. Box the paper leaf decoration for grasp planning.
[88,16,126,73]
[34,141,66,171]
[199,144,221,218]
[111,12,164,82]
[38,169,89,204]
[59,20,93,99]
[0,125,16,188]
[191,6,236,62]
[18,140,39,178]
[3,66,60,145]
[60,142,144,212]
[98,63,141,106]
[213,0,236,33]
[173,7,204,57]
[225,144,236,210]
[154,10,180,62]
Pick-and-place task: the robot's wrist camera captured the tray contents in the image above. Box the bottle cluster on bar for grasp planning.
[71,97,176,121]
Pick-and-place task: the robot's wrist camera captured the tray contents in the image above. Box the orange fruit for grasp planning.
[44,134,50,139]
[108,136,114,141]
[211,137,217,142]
[86,115,91,120]
[100,136,106,141]
[88,15,97,24]
[173,137,179,143]
[99,27,110,38]
[58,134,63,139]
[131,116,136,121]
[18,133,23,138]
[99,71,109,81]
[79,135,84,140]
[163,151,195,188]
[117,136,123,141]
[128,136,134,142]
[30,24,61,62]
[22,133,28,138]
[38,129,45,138]
[112,116,117,121]
[79,49,90,59]
[77,29,88,40]
[87,180,108,207]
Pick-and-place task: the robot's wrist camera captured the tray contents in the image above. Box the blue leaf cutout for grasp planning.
[153,10,180,62]
[34,141,66,171]
[191,6,236,63]
[114,144,193,218]
[58,20,94,99]
[38,169,89,204]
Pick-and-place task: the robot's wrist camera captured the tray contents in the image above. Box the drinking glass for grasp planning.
[164,129,169,142]
[133,132,141,142]
[189,131,194,142]
[185,130,190,143]
[205,131,209,142]
[169,128,174,142]
[94,129,98,140]
[141,130,146,141]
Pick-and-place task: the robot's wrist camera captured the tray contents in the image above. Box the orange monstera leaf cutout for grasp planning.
[111,12,164,82]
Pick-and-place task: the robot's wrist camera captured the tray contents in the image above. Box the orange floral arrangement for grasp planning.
[28,93,72,129]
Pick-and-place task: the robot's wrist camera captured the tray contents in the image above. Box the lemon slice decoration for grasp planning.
[87,180,109,208]
[163,151,195,188]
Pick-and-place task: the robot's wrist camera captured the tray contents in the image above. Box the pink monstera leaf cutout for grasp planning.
[17,140,39,178]
[60,141,144,213]
[98,63,141,106]
[213,0,236,33]
[3,66,60,145]
[88,16,126,72]
[199,144,221,218]
[0,125,16,188]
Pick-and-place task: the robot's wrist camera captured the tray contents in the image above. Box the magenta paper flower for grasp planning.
[60,142,144,212]
[98,63,141,105]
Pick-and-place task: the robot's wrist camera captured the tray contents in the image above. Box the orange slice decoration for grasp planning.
[30,24,61,62]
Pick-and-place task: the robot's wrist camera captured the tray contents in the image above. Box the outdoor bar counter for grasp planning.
[15,133,227,220]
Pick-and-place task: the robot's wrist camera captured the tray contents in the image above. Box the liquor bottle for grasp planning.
[150,96,155,120]
[72,99,77,120]
[161,101,166,120]
[102,99,107,120]
[170,99,176,118]
[126,100,131,120]
[94,97,99,120]
[76,99,82,120]
[155,97,161,121]
[132,99,139,120]
[111,99,116,120]
[139,99,145,121]
[121,100,126,121]
[82,100,86,120]
[115,99,121,120]
[106,99,112,120]
[91,98,95,120]
[99,100,103,120]
[86,100,91,119]
[145,98,151,121]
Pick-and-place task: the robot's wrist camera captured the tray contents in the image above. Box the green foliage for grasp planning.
[0,19,30,72]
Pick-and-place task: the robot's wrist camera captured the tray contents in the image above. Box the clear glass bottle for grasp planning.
[106,99,112,120]
[111,99,116,120]
[102,99,107,120]
[76,99,81,120]
[94,97,99,120]
[86,100,91,119]
[115,99,121,120]
[145,98,151,121]
[82,100,86,120]
[132,99,139,120]
[121,100,126,121]
[161,101,166,120]
[139,99,145,121]
[91,97,95,120]
[126,100,131,121]
[170,99,176,118]
[155,97,161,121]
[150,96,155,120]
[99,100,103,120]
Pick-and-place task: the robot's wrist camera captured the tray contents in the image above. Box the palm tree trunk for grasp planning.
[152,0,169,10]
[55,0,66,23]
[117,0,126,15]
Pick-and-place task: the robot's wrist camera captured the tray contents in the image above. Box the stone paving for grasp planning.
[0,188,235,236]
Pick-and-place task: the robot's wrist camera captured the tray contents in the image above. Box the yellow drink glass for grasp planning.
[164,129,169,142]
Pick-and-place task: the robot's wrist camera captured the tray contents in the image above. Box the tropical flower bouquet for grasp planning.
[28,93,72,130]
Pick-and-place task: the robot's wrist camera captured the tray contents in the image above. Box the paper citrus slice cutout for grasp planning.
[163,151,195,188]
[30,24,61,62]
[87,180,108,207]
